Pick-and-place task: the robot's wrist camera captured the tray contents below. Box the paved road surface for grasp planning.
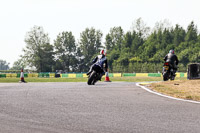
[0,82,200,133]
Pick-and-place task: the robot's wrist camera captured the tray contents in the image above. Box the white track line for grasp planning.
[136,82,200,104]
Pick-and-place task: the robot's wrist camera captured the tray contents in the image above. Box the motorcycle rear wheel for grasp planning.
[163,72,169,81]
[170,73,175,80]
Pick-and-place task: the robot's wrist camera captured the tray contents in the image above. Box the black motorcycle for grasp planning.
[87,64,104,85]
[162,62,175,81]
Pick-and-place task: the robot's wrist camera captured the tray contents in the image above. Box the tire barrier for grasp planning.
[28,73,39,78]
[123,73,136,77]
[38,73,49,78]
[49,73,55,78]
[61,74,68,78]
[76,74,83,78]
[68,74,76,78]
[136,73,148,77]
[83,74,88,78]
[6,73,17,78]
[148,73,161,77]
[113,73,122,77]
[0,74,6,78]
[0,73,187,78]
[187,63,200,79]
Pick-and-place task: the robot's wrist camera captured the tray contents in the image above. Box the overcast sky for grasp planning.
[0,0,200,67]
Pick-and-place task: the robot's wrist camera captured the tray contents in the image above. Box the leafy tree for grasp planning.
[18,20,200,73]
[106,48,120,71]
[54,31,77,72]
[10,57,27,70]
[78,27,103,72]
[105,26,124,51]
[178,48,190,66]
[122,31,134,49]
[131,17,150,39]
[155,29,162,50]
[161,28,173,49]
[105,27,124,71]
[116,49,132,72]
[173,24,186,46]
[131,32,144,57]
[141,33,157,60]
[23,26,54,72]
[153,19,172,32]
[41,43,55,72]
[185,21,198,43]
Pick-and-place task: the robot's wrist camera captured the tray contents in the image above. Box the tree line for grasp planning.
[9,18,200,73]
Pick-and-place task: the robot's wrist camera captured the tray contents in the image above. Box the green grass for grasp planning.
[0,78,88,83]
[0,77,187,83]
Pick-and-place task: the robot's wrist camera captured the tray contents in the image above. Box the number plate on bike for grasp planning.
[164,66,169,70]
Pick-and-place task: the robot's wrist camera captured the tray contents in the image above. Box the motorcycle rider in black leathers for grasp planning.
[164,49,179,76]
[87,49,108,80]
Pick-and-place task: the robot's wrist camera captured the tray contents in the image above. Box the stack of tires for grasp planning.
[187,63,200,79]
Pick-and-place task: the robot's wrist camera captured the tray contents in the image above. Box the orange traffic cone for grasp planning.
[104,72,111,82]
[19,68,26,83]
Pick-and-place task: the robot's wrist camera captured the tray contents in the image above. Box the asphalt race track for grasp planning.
[0,82,200,133]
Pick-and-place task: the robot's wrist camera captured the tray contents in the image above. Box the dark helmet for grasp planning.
[169,49,174,54]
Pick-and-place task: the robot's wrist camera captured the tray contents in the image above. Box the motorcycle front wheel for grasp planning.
[87,71,96,85]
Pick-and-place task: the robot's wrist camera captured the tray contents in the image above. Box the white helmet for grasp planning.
[169,49,174,54]
[100,49,105,55]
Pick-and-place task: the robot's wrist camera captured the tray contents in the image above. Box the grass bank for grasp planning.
[0,77,88,83]
[149,79,200,101]
[0,76,169,83]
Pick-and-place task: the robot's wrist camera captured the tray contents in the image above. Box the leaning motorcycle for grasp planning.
[87,64,104,85]
[162,62,175,81]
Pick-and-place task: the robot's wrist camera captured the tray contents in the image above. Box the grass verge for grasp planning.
[0,77,88,83]
[0,77,187,83]
[149,79,200,101]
